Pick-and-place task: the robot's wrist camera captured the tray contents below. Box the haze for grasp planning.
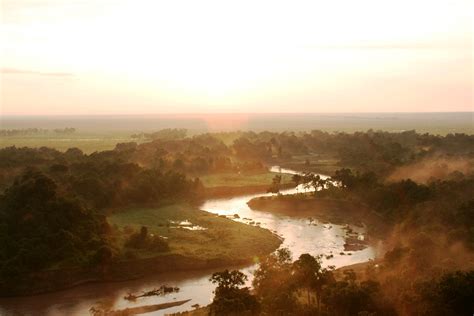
[1,0,473,115]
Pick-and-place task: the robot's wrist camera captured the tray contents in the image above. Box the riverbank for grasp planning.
[247,195,370,226]
[247,194,389,252]
[0,204,282,297]
[272,154,341,175]
[109,204,282,262]
[2,254,258,297]
[169,260,382,316]
[204,183,295,198]
[200,171,294,198]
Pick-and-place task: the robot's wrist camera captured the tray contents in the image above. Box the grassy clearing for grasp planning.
[0,132,136,153]
[199,172,293,188]
[279,154,340,175]
[108,204,282,261]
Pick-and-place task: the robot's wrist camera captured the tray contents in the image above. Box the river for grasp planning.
[0,167,375,316]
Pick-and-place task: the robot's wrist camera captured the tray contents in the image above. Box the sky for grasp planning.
[1,0,473,115]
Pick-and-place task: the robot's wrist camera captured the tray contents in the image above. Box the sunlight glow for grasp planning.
[1,0,472,113]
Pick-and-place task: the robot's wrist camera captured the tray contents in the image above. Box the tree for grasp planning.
[140,226,148,239]
[292,174,302,193]
[267,174,282,194]
[125,226,169,252]
[322,279,381,316]
[332,168,355,189]
[293,253,334,311]
[210,270,247,290]
[209,270,259,315]
[421,270,474,316]
[300,173,328,194]
[0,171,111,294]
[310,174,328,194]
[293,254,321,305]
[253,248,298,315]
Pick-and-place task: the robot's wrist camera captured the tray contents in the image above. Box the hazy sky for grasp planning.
[1,0,473,115]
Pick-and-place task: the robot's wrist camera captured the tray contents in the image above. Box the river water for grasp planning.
[0,168,375,316]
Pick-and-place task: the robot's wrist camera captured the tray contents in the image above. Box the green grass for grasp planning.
[0,132,137,153]
[108,204,281,261]
[199,172,293,188]
[279,154,340,175]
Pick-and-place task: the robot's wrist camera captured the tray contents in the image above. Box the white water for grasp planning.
[0,167,375,316]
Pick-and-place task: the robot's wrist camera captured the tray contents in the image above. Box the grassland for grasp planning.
[108,203,282,261]
[199,172,293,188]
[200,172,296,198]
[0,132,136,153]
[2,204,282,296]
[278,154,340,176]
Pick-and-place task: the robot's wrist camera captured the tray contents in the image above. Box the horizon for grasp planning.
[2,111,473,117]
[2,112,472,136]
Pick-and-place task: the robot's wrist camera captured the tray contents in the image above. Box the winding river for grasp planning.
[0,167,376,316]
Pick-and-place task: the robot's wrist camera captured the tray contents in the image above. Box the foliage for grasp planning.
[213,252,395,315]
[321,279,384,316]
[267,174,282,194]
[419,270,474,316]
[209,270,259,316]
[0,171,111,288]
[293,253,335,311]
[124,226,169,252]
[0,146,202,209]
[252,248,298,315]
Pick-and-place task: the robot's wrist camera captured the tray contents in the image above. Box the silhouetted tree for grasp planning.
[210,270,259,315]
[267,174,282,194]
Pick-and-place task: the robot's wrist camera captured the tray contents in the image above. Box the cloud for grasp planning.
[1,68,73,77]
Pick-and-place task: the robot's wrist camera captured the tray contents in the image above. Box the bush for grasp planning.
[124,226,169,252]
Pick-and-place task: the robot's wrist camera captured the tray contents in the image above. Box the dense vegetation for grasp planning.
[319,169,474,314]
[2,129,472,184]
[308,169,474,249]
[0,145,202,208]
[209,248,474,315]
[222,161,474,313]
[209,250,392,316]
[205,130,474,315]
[0,171,111,290]
[1,128,473,312]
